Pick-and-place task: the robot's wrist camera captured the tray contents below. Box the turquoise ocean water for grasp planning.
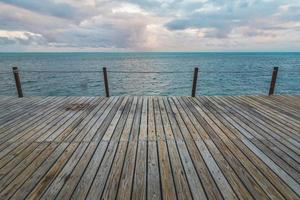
[0,52,299,96]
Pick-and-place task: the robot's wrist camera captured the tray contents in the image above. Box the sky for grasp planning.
[0,0,299,52]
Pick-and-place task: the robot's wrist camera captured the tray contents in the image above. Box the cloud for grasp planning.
[0,3,72,32]
[0,0,299,51]
[165,0,300,38]
[0,30,46,45]
[1,0,75,19]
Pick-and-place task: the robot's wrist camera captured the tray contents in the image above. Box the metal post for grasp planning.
[103,67,110,97]
[191,67,199,97]
[269,67,278,95]
[12,67,23,98]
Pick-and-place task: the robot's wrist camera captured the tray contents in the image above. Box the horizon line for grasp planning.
[0,51,300,53]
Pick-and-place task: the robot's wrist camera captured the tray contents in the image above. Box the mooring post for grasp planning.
[103,67,110,97]
[12,67,23,98]
[191,67,199,97]
[268,67,278,96]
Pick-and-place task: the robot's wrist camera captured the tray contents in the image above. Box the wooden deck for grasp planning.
[0,95,299,200]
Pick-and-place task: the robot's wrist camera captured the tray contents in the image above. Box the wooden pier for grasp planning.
[0,95,299,200]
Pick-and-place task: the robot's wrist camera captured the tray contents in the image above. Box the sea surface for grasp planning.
[0,52,299,96]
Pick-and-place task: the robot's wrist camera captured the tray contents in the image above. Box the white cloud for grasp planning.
[195,4,221,13]
[0,30,46,45]
[112,3,148,15]
[0,30,41,39]
[0,0,299,51]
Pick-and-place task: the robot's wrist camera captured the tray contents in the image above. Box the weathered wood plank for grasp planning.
[186,97,286,199]
[169,97,253,200]
[116,97,143,199]
[153,97,177,200]
[95,97,138,199]
[147,97,161,200]
[131,97,147,200]
[86,97,137,199]
[0,95,299,200]
[195,97,300,199]
[158,97,193,200]
[41,98,129,200]
[24,97,121,200]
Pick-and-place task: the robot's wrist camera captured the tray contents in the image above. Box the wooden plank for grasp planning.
[222,96,300,175]
[0,97,61,137]
[0,142,50,190]
[249,96,300,121]
[185,97,286,199]
[215,96,300,163]
[212,96,300,161]
[0,97,60,132]
[0,97,101,199]
[0,97,76,145]
[0,143,59,199]
[101,97,141,200]
[44,97,105,142]
[240,96,300,131]
[270,95,300,109]
[117,97,143,199]
[131,97,148,200]
[147,97,161,200]
[0,97,82,168]
[69,141,108,200]
[25,97,123,200]
[218,96,300,155]
[0,98,70,155]
[259,96,300,115]
[54,97,108,142]
[169,97,255,200]
[252,95,300,123]
[0,97,40,115]
[0,95,299,200]
[0,97,49,121]
[61,96,131,200]
[0,97,89,172]
[177,97,261,200]
[132,141,147,200]
[73,97,118,142]
[195,96,299,199]
[158,97,193,200]
[36,97,96,142]
[148,97,157,141]
[176,97,267,200]
[39,142,89,200]
[171,97,224,200]
[153,97,177,200]
[86,97,137,199]
[84,97,122,142]
[147,141,161,200]
[38,97,129,200]
[233,96,300,141]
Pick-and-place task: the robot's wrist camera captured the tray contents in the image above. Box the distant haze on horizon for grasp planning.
[0,0,299,52]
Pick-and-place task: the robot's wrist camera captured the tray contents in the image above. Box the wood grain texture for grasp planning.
[0,95,299,200]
